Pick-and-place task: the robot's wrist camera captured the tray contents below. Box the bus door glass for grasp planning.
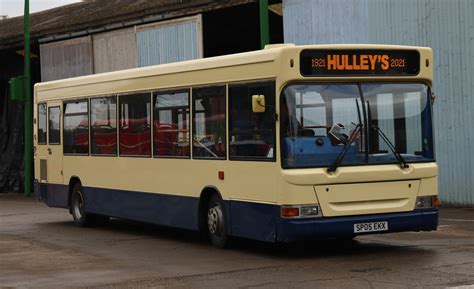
[36,103,48,185]
[46,101,63,185]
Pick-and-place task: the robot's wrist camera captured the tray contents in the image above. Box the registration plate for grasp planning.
[353,221,388,233]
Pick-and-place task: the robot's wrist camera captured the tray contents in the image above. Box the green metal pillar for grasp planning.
[259,0,269,49]
[24,0,32,197]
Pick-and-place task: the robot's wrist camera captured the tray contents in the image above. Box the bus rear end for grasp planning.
[276,46,437,242]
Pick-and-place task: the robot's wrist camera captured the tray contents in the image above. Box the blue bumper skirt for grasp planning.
[276,209,438,242]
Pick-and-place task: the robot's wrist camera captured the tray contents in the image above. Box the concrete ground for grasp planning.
[0,194,473,289]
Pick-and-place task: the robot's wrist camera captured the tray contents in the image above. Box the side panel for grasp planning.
[230,200,279,242]
[45,183,69,208]
[83,187,199,230]
[34,182,69,209]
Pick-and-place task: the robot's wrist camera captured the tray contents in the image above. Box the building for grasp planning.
[283,0,474,206]
[0,0,283,192]
[1,0,473,207]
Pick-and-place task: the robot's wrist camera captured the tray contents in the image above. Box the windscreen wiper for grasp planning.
[327,98,364,173]
[327,123,362,173]
[371,125,409,169]
[364,99,408,169]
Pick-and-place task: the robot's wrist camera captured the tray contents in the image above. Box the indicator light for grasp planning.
[281,207,299,218]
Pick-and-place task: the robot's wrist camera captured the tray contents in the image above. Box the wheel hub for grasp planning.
[73,192,83,220]
[207,206,220,234]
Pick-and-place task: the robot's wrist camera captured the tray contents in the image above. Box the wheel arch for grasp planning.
[197,186,230,234]
[68,176,82,211]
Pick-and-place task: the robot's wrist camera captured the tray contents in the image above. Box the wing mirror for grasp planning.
[252,94,266,113]
[431,92,437,102]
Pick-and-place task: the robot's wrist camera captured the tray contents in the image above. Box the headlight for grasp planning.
[416,196,439,209]
[281,204,322,218]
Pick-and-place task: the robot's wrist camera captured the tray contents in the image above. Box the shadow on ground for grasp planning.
[38,217,431,260]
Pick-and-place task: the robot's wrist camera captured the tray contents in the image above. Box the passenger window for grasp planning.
[229,81,275,160]
[91,96,117,155]
[192,86,226,159]
[64,101,89,154]
[38,104,47,144]
[48,106,61,144]
[119,93,151,157]
[153,90,190,158]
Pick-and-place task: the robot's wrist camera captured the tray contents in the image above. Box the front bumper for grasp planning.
[276,209,438,242]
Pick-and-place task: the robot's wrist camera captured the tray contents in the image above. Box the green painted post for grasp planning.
[259,0,269,49]
[24,0,32,197]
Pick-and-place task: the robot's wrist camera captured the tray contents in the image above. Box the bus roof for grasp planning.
[35,44,432,101]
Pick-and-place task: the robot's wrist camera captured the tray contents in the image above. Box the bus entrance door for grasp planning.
[37,101,64,205]
[46,101,63,185]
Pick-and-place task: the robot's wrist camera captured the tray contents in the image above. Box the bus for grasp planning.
[34,44,438,247]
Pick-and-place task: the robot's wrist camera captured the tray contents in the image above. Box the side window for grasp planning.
[91,96,117,155]
[119,93,151,157]
[48,106,61,144]
[38,103,47,144]
[192,86,226,159]
[64,100,89,155]
[229,81,275,160]
[153,90,190,158]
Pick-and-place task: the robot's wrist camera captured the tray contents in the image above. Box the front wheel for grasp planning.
[207,195,229,248]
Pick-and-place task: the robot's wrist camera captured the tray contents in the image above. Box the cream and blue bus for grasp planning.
[34,44,438,247]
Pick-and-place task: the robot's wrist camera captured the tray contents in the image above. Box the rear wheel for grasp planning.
[207,195,228,248]
[71,183,89,227]
[71,183,109,227]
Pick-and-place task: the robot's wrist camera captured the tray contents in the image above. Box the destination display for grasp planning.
[300,49,420,76]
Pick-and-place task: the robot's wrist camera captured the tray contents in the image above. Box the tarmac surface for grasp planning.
[1,194,474,289]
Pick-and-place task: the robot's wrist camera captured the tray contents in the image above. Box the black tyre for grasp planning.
[71,183,110,227]
[207,194,228,248]
[71,183,92,227]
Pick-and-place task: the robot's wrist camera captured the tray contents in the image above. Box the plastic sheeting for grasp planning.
[0,81,24,193]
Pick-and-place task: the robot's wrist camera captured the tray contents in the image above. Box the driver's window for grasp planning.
[229,81,275,160]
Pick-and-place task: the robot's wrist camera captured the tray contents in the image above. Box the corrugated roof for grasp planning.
[0,0,255,50]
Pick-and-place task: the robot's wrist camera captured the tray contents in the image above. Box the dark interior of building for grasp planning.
[0,47,40,192]
[202,2,283,57]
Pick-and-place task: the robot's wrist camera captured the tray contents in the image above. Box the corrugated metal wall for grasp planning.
[93,28,138,74]
[283,0,474,206]
[283,0,369,45]
[368,0,474,206]
[40,36,94,82]
[39,15,203,81]
[136,15,203,67]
